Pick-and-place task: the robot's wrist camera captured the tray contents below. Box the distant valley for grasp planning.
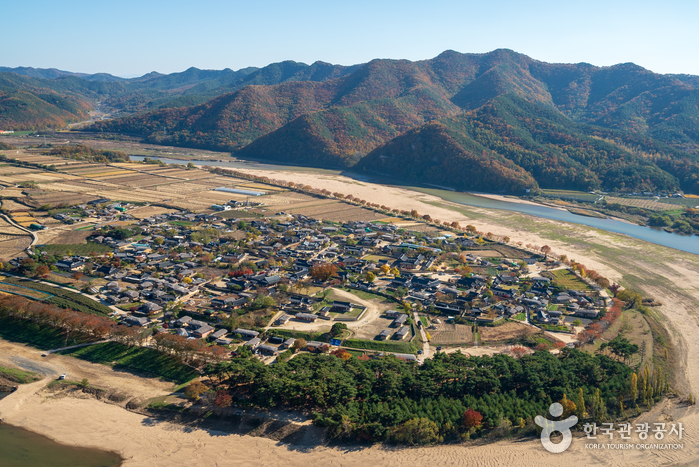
[2,49,699,194]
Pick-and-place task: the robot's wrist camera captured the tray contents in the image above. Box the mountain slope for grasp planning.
[358,95,698,193]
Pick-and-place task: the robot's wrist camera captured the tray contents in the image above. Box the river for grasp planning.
[130,155,699,255]
[0,422,122,467]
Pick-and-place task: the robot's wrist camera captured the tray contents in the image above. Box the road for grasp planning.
[413,311,430,359]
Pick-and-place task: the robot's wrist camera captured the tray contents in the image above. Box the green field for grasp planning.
[38,243,112,256]
[266,329,326,341]
[0,365,42,384]
[342,338,417,354]
[0,281,53,300]
[513,313,526,321]
[547,269,593,291]
[60,342,199,384]
[0,276,112,316]
[0,316,95,350]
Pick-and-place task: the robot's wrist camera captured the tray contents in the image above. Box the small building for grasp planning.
[394,326,410,340]
[295,313,318,322]
[256,344,279,355]
[233,328,260,340]
[391,314,408,327]
[280,338,296,349]
[377,329,391,340]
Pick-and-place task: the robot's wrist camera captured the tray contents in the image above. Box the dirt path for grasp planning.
[0,339,174,399]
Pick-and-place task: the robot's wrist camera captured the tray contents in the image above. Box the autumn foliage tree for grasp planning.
[309,263,337,282]
[463,408,483,428]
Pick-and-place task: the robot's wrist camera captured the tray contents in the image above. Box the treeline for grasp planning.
[0,294,227,368]
[206,348,652,444]
[45,144,130,163]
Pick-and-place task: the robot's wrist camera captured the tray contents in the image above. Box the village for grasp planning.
[6,200,611,364]
[0,147,613,365]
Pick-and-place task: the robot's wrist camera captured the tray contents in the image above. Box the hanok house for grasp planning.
[275,313,292,326]
[392,313,408,327]
[377,329,391,340]
[280,338,296,349]
[233,328,260,340]
[295,312,319,322]
[210,328,228,340]
[192,324,215,339]
[256,344,279,356]
[331,301,353,313]
[394,326,410,340]
[140,301,163,315]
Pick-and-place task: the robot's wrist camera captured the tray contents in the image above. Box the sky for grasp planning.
[3,0,698,77]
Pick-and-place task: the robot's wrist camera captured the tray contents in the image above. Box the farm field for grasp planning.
[428,322,474,345]
[605,196,680,211]
[478,321,538,345]
[545,268,593,291]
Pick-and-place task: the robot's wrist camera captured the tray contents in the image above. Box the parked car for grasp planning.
[58,374,66,380]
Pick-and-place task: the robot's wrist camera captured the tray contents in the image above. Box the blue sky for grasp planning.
[3,0,698,77]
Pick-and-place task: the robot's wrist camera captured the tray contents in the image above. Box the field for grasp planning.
[0,281,54,300]
[545,268,593,291]
[38,242,112,256]
[59,342,199,384]
[428,322,474,345]
[478,321,537,345]
[0,276,112,316]
[341,338,417,354]
[604,196,681,211]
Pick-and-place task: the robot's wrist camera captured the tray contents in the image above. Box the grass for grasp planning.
[266,329,326,341]
[0,365,42,384]
[60,342,199,384]
[0,276,112,316]
[342,338,417,354]
[513,313,526,321]
[38,243,112,256]
[420,316,429,327]
[0,316,95,350]
[546,269,593,291]
[341,287,396,304]
[0,281,53,300]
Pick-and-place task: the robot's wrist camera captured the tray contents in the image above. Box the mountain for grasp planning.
[0,73,95,130]
[358,95,699,193]
[4,50,699,193]
[0,66,125,81]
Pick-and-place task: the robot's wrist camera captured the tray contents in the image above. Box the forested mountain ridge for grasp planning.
[4,49,699,193]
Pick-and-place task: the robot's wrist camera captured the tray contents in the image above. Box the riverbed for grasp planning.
[0,422,122,467]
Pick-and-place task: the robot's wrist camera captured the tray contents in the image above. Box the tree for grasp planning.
[293,338,307,352]
[559,393,577,418]
[380,264,390,275]
[330,323,348,338]
[630,373,638,405]
[35,265,50,278]
[309,263,337,282]
[214,390,233,407]
[185,381,208,401]
[365,271,376,283]
[463,408,483,428]
[541,245,552,259]
[71,271,83,280]
[391,418,440,445]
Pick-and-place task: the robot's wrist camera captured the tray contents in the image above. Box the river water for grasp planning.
[0,422,122,467]
[130,155,699,255]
